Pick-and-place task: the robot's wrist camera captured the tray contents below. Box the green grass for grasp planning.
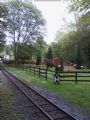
[5,66,90,114]
[1,81,24,120]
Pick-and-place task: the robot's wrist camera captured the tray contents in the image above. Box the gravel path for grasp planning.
[1,71,48,120]
[1,70,90,120]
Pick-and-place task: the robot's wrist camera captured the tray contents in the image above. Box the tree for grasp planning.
[0,3,7,53]
[68,0,89,14]
[5,44,13,56]
[6,0,46,62]
[68,0,90,68]
[45,47,53,68]
[34,38,47,65]
[36,53,41,65]
[52,31,76,62]
[53,0,89,68]
[16,43,33,64]
[46,47,53,60]
[50,0,90,69]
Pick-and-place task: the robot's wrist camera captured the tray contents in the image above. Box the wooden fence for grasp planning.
[18,65,90,84]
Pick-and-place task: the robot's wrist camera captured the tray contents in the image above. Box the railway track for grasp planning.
[2,68,77,120]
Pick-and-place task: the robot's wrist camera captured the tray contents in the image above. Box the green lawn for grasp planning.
[5,66,90,114]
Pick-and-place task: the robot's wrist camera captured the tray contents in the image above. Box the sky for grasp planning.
[33,1,74,44]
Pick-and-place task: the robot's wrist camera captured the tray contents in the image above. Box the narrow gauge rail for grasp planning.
[2,68,77,120]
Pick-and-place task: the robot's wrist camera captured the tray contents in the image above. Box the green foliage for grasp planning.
[36,53,41,65]
[5,45,14,55]
[6,0,46,61]
[51,0,90,68]
[34,38,47,60]
[25,37,47,65]
[45,47,53,68]
[68,0,89,14]
[0,3,7,52]
[75,44,82,69]
[52,29,89,68]
[7,0,46,42]
[52,31,76,62]
[16,43,33,64]
[46,47,53,60]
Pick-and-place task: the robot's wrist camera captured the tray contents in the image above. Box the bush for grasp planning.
[3,60,15,64]
[16,59,36,64]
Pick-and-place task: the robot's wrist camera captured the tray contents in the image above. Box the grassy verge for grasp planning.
[1,82,24,120]
[5,66,90,114]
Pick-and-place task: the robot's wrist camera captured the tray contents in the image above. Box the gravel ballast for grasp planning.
[1,70,90,120]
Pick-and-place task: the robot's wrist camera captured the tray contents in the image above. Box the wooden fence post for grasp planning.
[39,67,40,77]
[75,71,77,84]
[46,69,47,80]
[30,67,31,72]
[34,67,35,75]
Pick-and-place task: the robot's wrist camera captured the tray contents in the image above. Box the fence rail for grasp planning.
[16,65,90,84]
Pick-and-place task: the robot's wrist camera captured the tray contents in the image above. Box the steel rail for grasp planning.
[2,68,77,120]
[2,69,53,120]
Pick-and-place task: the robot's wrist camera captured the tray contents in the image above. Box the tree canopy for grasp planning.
[7,0,46,43]
[0,3,7,53]
[6,0,46,61]
[51,0,90,68]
